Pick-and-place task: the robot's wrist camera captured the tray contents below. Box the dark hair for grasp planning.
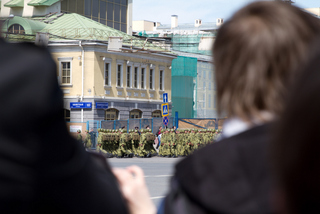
[213,1,320,123]
[273,39,320,213]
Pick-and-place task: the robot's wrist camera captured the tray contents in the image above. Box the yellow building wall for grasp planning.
[94,52,172,101]
[52,49,173,102]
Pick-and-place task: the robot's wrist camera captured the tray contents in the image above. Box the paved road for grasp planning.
[108,157,183,208]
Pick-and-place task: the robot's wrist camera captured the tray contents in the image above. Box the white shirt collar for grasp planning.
[220,112,274,139]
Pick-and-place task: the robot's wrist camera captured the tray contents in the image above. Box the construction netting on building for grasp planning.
[168,34,215,55]
[171,56,197,118]
[195,61,218,118]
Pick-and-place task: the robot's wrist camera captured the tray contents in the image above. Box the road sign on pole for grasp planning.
[163,116,169,126]
[163,93,168,103]
[161,103,169,117]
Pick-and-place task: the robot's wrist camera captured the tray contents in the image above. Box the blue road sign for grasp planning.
[161,103,169,117]
[96,102,108,109]
[163,116,169,126]
[70,102,92,109]
[163,93,168,103]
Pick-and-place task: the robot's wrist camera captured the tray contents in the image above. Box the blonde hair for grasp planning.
[213,1,320,123]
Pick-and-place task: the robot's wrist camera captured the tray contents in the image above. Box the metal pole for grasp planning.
[175,111,179,128]
[127,119,129,133]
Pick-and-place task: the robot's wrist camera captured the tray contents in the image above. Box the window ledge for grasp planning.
[104,85,112,89]
[116,87,124,89]
[140,89,147,92]
[126,87,135,91]
[149,89,156,92]
[60,84,73,87]
[159,90,165,93]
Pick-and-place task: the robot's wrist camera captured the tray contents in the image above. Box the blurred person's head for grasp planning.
[272,40,320,214]
[213,1,320,123]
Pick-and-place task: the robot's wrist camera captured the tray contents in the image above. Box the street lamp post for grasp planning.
[6,14,15,38]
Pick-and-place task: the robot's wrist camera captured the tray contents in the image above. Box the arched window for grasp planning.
[105,108,119,120]
[130,109,142,119]
[8,24,25,35]
[64,109,70,122]
[152,110,161,118]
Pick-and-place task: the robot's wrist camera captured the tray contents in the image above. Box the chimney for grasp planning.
[195,19,202,27]
[171,15,178,29]
[216,18,224,27]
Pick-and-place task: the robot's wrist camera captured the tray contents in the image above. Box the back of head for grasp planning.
[273,38,320,214]
[213,1,320,123]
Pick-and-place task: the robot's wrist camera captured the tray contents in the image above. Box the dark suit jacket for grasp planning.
[164,124,273,214]
[0,39,128,214]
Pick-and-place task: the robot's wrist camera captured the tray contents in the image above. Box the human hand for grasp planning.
[113,166,156,214]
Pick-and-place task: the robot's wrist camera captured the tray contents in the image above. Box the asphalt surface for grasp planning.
[108,157,183,208]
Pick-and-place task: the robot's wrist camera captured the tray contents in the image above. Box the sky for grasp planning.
[132,0,320,24]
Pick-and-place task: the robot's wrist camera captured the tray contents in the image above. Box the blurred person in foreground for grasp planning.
[0,39,128,213]
[272,40,320,214]
[113,2,320,214]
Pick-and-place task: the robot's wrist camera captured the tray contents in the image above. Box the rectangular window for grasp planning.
[127,66,131,87]
[114,4,120,22]
[100,1,106,19]
[214,94,217,108]
[203,81,206,88]
[92,0,99,17]
[209,96,211,108]
[141,68,145,89]
[159,70,164,90]
[134,67,138,88]
[149,69,153,89]
[117,64,122,87]
[107,2,113,20]
[61,62,71,84]
[105,63,110,86]
[209,82,211,90]
[121,5,127,23]
[84,0,91,16]
[77,0,84,14]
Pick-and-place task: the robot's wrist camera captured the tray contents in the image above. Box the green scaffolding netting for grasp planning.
[171,56,197,118]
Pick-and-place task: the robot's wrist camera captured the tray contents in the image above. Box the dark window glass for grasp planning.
[114,4,120,22]
[64,109,70,122]
[114,0,120,3]
[160,70,163,90]
[121,0,126,5]
[134,67,138,88]
[150,69,153,89]
[121,24,126,33]
[92,0,99,17]
[107,21,113,28]
[84,0,91,16]
[117,64,121,86]
[127,66,131,87]
[100,0,106,19]
[8,24,25,34]
[114,22,120,31]
[141,68,145,89]
[77,0,84,14]
[100,19,106,25]
[93,17,99,22]
[105,63,109,85]
[107,2,113,20]
[121,5,126,23]
[107,0,114,2]
[69,0,76,12]
[61,0,67,11]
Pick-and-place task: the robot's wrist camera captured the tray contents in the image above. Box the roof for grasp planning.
[1,16,46,34]
[4,0,24,7]
[28,0,59,6]
[2,13,173,53]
